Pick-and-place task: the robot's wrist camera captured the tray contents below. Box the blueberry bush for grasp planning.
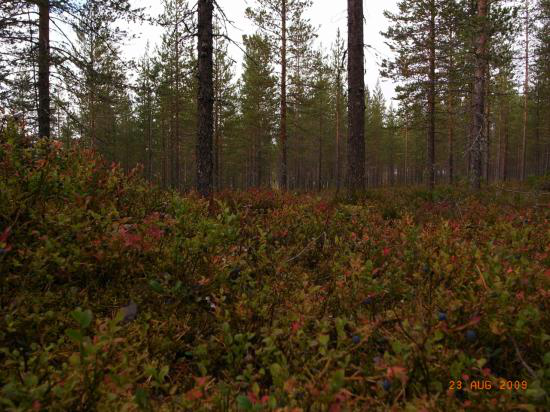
[1,136,549,411]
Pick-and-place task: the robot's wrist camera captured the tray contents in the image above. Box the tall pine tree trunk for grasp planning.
[535,86,544,176]
[404,120,409,185]
[174,16,181,191]
[317,107,323,191]
[447,35,455,185]
[346,0,366,193]
[280,0,288,190]
[147,89,153,181]
[427,0,436,190]
[520,0,529,182]
[335,68,342,192]
[484,75,491,182]
[470,0,488,190]
[197,0,214,197]
[447,95,454,184]
[38,0,50,138]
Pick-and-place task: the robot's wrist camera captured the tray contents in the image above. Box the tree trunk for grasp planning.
[447,92,454,184]
[483,67,491,182]
[520,0,529,182]
[214,58,220,190]
[335,67,342,192]
[279,0,288,190]
[174,13,181,191]
[535,86,544,176]
[502,99,509,181]
[38,0,50,139]
[317,107,323,192]
[404,120,409,185]
[346,0,366,193]
[197,0,214,197]
[470,0,488,190]
[147,89,153,181]
[427,0,436,190]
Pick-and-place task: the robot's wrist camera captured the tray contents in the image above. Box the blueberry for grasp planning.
[363,297,373,305]
[352,335,361,344]
[466,329,477,342]
[438,312,447,321]
[0,248,6,255]
[455,388,467,401]
[382,379,391,391]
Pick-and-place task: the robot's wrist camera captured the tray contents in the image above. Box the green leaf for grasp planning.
[70,309,93,329]
[66,328,83,343]
[149,280,164,294]
[330,369,345,392]
[172,280,183,292]
[135,387,150,411]
[236,395,252,411]
[433,330,444,342]
[270,363,284,387]
[159,365,169,382]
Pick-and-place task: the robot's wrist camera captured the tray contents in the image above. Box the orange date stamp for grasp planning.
[449,379,528,391]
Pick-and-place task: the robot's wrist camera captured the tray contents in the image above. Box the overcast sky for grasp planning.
[124,0,399,101]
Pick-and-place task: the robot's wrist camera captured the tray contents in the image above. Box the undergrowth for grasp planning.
[1,132,549,411]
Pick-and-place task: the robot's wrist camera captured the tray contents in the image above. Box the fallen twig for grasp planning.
[510,335,537,379]
[285,232,325,263]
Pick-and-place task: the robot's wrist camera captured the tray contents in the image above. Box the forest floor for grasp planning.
[1,138,549,411]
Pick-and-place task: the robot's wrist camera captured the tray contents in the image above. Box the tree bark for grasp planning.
[279,0,288,190]
[520,0,529,182]
[447,95,454,184]
[38,0,50,139]
[174,11,181,191]
[484,73,491,182]
[317,105,323,191]
[346,0,366,193]
[335,67,341,192]
[197,0,214,197]
[404,120,409,185]
[470,0,488,190]
[427,0,436,190]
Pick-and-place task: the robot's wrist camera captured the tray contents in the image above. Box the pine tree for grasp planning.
[135,46,160,182]
[246,0,314,189]
[156,0,196,190]
[330,29,346,191]
[213,22,238,190]
[238,34,277,188]
[68,0,127,157]
[533,0,550,174]
[197,0,214,197]
[382,0,441,190]
[347,0,366,193]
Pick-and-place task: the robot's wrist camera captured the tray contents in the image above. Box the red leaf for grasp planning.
[0,227,11,243]
[185,388,203,401]
[329,403,341,412]
[147,225,164,240]
[194,376,208,387]
[118,225,142,249]
[247,391,258,404]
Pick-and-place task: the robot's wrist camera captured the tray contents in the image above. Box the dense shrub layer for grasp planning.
[1,137,549,411]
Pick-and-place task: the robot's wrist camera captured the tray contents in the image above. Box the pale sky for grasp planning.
[124,0,399,101]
